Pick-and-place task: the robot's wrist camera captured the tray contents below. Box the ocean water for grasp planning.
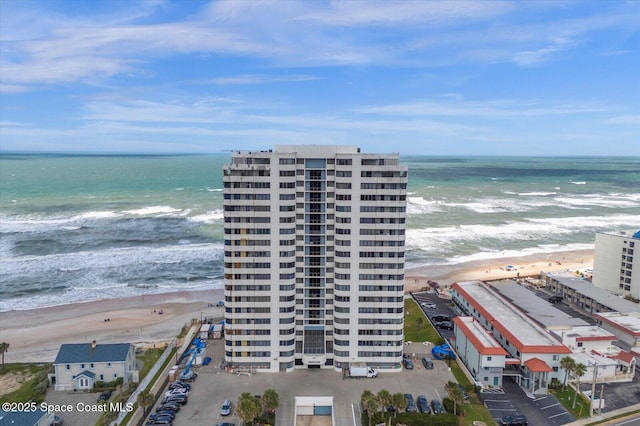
[1,154,639,311]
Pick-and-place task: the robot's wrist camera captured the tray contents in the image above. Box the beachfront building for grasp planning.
[594,312,640,356]
[552,325,636,383]
[223,145,407,372]
[593,230,640,298]
[452,316,508,388]
[542,272,639,315]
[451,281,572,395]
[53,341,137,391]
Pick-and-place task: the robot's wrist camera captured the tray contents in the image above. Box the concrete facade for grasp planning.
[453,316,507,388]
[593,230,640,298]
[223,145,407,372]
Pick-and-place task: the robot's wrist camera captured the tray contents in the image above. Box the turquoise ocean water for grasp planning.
[1,154,639,311]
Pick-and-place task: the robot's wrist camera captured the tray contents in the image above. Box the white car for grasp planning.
[421,302,436,309]
[165,388,189,398]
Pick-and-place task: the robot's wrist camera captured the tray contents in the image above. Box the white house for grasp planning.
[53,341,137,391]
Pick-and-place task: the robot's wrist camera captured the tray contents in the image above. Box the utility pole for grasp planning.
[598,384,604,415]
[589,363,598,417]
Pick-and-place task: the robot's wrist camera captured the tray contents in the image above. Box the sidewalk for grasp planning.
[564,404,640,425]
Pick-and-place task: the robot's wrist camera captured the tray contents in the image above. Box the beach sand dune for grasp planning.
[0,249,593,363]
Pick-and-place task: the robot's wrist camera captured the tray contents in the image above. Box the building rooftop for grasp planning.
[491,281,589,328]
[54,342,131,364]
[562,326,616,341]
[544,273,640,313]
[453,317,507,356]
[453,281,571,354]
[595,312,640,337]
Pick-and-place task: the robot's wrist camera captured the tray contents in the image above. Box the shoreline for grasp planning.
[0,248,594,363]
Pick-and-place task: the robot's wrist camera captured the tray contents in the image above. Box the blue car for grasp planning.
[417,395,430,413]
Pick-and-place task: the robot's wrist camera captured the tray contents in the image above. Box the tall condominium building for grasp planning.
[223,145,407,373]
[593,230,640,298]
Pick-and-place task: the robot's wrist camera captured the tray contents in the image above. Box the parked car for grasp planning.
[162,394,188,405]
[148,413,174,422]
[417,395,430,413]
[156,403,180,413]
[548,296,563,304]
[436,321,454,330]
[180,371,198,381]
[421,302,436,309]
[403,358,414,370]
[500,414,528,425]
[97,390,112,403]
[421,357,434,369]
[153,410,176,419]
[168,381,191,391]
[403,393,418,412]
[165,388,188,398]
[220,399,233,416]
[145,418,172,426]
[431,314,451,322]
[215,423,236,426]
[430,399,444,414]
[51,416,63,426]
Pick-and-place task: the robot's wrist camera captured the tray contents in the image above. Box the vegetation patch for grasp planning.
[0,363,52,404]
[550,387,590,419]
[404,299,440,343]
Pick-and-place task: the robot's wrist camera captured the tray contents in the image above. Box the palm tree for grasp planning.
[560,356,576,390]
[445,381,464,416]
[237,392,261,425]
[391,392,407,417]
[0,342,9,369]
[376,389,391,413]
[572,363,587,409]
[137,390,154,416]
[362,394,380,426]
[262,388,279,414]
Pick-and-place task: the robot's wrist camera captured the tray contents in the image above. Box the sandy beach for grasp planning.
[0,249,593,364]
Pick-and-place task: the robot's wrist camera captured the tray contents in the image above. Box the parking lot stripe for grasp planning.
[351,402,357,426]
[549,412,571,419]
[541,402,560,410]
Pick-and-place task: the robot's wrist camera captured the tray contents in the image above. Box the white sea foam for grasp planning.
[189,210,224,223]
[207,188,223,192]
[407,197,443,214]
[445,242,595,265]
[571,181,587,185]
[122,206,182,215]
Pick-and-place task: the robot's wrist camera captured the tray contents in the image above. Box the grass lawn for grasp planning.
[550,387,590,419]
[460,402,498,426]
[404,298,441,343]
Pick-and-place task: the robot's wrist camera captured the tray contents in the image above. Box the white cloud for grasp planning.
[355,98,606,119]
[211,74,320,85]
[606,115,640,125]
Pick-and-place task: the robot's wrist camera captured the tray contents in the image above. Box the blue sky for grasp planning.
[1,0,638,156]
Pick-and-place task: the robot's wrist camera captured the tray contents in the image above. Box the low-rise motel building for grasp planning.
[452,316,507,388]
[451,281,571,395]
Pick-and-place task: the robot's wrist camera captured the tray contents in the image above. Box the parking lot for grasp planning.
[149,337,457,426]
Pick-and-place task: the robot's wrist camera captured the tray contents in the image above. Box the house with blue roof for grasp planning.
[53,341,137,391]
[0,409,52,426]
